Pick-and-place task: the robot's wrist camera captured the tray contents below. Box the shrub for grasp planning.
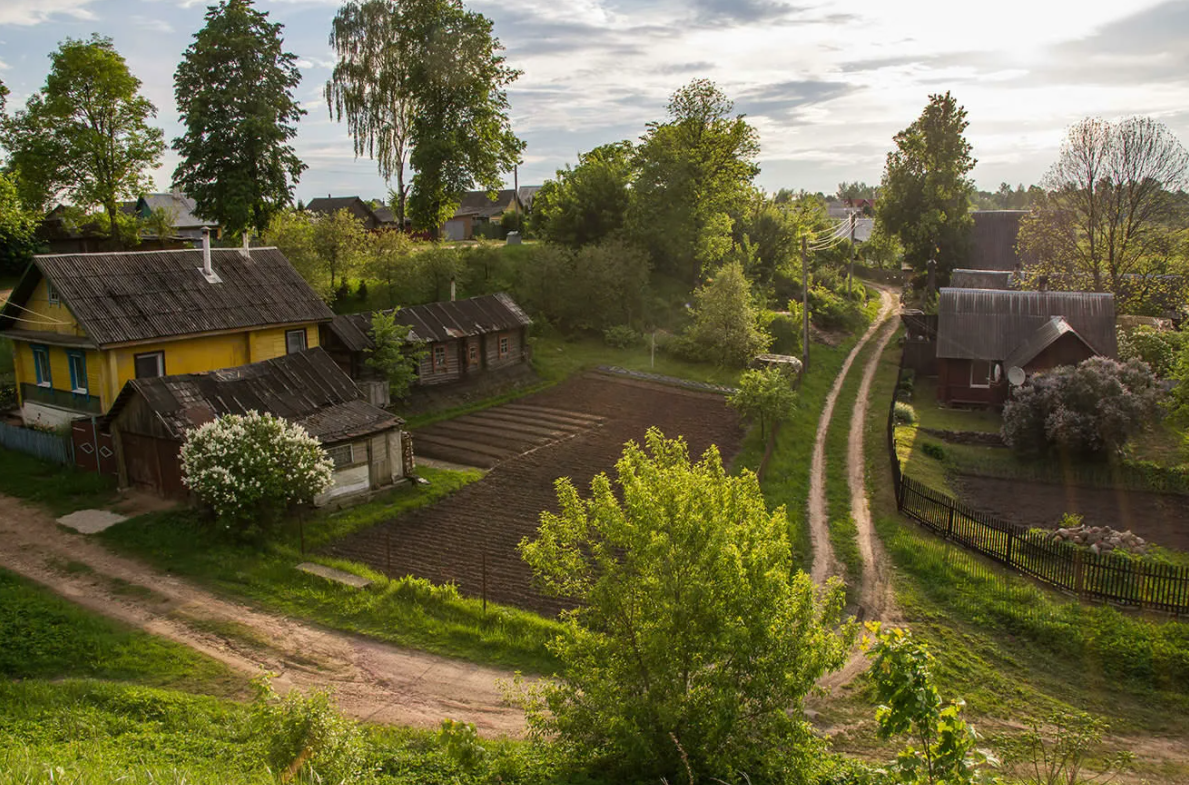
[921,442,946,461]
[180,411,335,537]
[355,278,368,302]
[1117,325,1186,377]
[808,284,862,331]
[249,677,368,782]
[729,366,798,438]
[686,261,772,367]
[603,324,641,349]
[1002,357,1161,458]
[768,308,802,356]
[893,401,917,424]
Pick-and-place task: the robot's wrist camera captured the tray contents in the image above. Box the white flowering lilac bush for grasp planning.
[180,411,335,535]
[1002,357,1161,458]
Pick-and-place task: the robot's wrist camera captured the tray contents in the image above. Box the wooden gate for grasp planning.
[71,419,117,476]
[121,433,187,498]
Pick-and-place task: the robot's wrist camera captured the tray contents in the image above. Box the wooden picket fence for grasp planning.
[887,355,1189,615]
[0,421,73,465]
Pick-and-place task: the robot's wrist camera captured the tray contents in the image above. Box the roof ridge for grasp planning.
[34,246,281,259]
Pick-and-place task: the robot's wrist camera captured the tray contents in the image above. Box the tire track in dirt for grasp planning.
[0,495,526,737]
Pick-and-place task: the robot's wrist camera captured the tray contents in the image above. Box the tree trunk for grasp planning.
[106,202,121,249]
[396,166,407,230]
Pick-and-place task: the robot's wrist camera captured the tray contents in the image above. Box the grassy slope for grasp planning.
[0,447,119,516]
[99,467,565,674]
[837,334,1189,780]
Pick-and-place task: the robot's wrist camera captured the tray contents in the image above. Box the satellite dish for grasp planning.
[1007,366,1026,387]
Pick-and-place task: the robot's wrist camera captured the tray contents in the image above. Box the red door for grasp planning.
[71,419,117,476]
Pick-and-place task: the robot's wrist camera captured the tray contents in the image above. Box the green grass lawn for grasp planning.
[852,336,1189,772]
[530,334,742,387]
[0,447,119,515]
[909,377,1003,433]
[99,468,566,674]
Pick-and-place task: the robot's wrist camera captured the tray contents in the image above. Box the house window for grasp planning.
[32,345,51,387]
[67,351,88,394]
[326,444,353,469]
[468,343,479,365]
[135,351,165,379]
[46,282,60,306]
[498,334,510,358]
[969,360,993,389]
[286,328,308,355]
[433,344,447,372]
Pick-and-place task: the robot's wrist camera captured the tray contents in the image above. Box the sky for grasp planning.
[2,0,1188,203]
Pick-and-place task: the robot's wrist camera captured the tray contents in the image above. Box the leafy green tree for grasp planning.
[262,209,330,300]
[399,0,523,235]
[312,209,368,295]
[173,0,306,239]
[142,205,177,249]
[876,91,975,277]
[366,309,425,399]
[630,79,760,284]
[729,366,798,439]
[362,229,416,307]
[687,260,771,366]
[517,429,854,783]
[327,0,415,226]
[1,36,164,240]
[865,624,998,784]
[0,173,41,275]
[531,141,634,247]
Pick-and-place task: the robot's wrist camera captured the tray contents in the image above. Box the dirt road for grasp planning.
[0,494,525,737]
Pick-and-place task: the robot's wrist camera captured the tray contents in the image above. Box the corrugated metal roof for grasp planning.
[137,193,213,229]
[0,247,334,347]
[105,347,399,443]
[452,189,519,219]
[1002,316,1094,369]
[950,269,1014,289]
[328,293,532,352]
[936,288,1116,361]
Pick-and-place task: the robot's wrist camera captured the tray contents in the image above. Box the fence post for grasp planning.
[946,504,954,539]
[1074,550,1085,596]
[1005,527,1014,566]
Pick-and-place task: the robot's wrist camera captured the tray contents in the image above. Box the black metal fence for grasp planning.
[887,353,1189,615]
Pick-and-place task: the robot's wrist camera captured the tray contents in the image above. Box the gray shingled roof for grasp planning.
[137,193,213,229]
[0,247,334,347]
[328,293,532,353]
[104,348,399,443]
[950,269,1014,289]
[937,288,1116,361]
[1002,317,1095,369]
[453,189,519,220]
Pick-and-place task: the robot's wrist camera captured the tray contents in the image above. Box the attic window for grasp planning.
[286,328,308,355]
[46,282,60,306]
[135,351,165,379]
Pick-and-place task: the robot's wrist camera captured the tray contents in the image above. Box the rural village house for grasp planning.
[322,293,533,402]
[0,235,335,428]
[123,192,219,243]
[442,189,524,241]
[101,348,409,503]
[304,196,399,231]
[935,288,1117,407]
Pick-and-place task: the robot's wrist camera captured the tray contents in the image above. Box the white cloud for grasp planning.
[0,0,97,26]
[0,58,9,71]
[130,15,174,33]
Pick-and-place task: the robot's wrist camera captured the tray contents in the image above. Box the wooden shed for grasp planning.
[935,288,1117,407]
[323,293,533,392]
[102,348,409,503]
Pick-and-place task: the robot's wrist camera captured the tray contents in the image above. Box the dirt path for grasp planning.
[807,289,896,586]
[0,494,525,737]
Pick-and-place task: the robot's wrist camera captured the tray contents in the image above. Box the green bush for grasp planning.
[922,442,946,461]
[768,310,802,356]
[894,401,917,424]
[603,324,641,349]
[249,677,368,782]
[1118,325,1187,377]
[809,284,863,331]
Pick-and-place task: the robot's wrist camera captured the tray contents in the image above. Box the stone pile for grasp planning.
[1048,524,1148,556]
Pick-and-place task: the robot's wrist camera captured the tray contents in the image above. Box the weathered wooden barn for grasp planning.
[935,288,1117,406]
[323,293,533,393]
[101,348,409,504]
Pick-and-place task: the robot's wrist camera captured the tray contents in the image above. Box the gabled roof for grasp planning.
[134,193,214,229]
[328,293,532,352]
[950,269,1014,290]
[936,288,1116,361]
[1003,316,1095,369]
[518,185,543,211]
[0,247,334,347]
[104,347,400,443]
[453,189,519,220]
[305,197,383,228]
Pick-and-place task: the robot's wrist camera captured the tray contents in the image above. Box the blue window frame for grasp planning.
[67,350,88,394]
[32,345,51,387]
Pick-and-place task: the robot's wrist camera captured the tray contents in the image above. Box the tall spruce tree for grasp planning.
[172,0,306,239]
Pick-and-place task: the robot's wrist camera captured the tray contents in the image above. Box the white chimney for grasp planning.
[450,277,456,302]
[240,232,250,258]
[198,227,222,283]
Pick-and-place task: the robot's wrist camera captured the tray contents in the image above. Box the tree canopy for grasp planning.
[518,429,853,782]
[875,91,975,277]
[172,0,306,239]
[530,141,634,248]
[1,36,164,239]
[686,260,771,366]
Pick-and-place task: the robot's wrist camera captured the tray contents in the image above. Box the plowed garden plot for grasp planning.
[327,373,742,615]
[414,404,606,468]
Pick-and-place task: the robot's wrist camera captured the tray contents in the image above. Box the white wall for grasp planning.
[20,402,78,430]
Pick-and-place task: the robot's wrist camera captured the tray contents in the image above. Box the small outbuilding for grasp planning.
[102,348,410,504]
[935,288,1117,407]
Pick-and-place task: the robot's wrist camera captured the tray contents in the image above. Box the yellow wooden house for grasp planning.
[0,240,335,427]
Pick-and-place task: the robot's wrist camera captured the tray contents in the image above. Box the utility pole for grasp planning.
[848,211,856,296]
[801,234,809,370]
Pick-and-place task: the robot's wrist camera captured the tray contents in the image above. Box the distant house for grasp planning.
[967,210,1032,272]
[935,288,1117,406]
[305,196,397,231]
[0,236,334,428]
[102,348,409,503]
[517,185,543,213]
[322,293,532,391]
[442,189,523,241]
[124,192,218,243]
[949,269,1014,290]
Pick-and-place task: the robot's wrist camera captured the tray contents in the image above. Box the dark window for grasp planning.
[32,345,51,386]
[969,360,993,389]
[286,328,307,355]
[67,351,87,394]
[498,334,510,358]
[433,344,447,371]
[135,352,165,379]
[326,444,353,469]
[468,343,479,365]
